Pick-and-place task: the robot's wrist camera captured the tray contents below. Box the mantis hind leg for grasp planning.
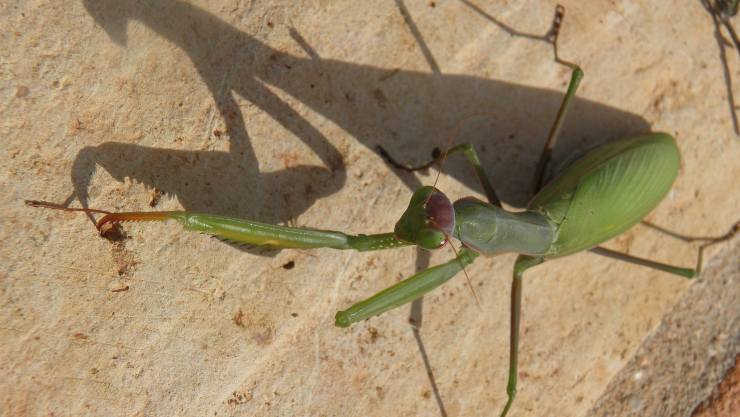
[499,255,544,417]
[532,5,583,194]
[589,246,696,278]
[532,66,583,193]
[589,221,740,278]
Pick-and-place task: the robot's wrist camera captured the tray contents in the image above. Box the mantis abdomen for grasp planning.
[531,133,680,258]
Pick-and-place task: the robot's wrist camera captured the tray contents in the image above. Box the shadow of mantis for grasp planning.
[72,0,650,237]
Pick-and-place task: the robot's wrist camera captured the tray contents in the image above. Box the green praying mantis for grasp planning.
[24,10,740,415]
[28,65,729,416]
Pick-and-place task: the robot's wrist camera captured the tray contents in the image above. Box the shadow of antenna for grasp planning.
[395,0,441,74]
[459,1,578,69]
[701,0,740,136]
[458,0,552,41]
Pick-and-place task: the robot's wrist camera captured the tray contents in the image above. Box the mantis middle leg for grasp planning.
[378,142,501,207]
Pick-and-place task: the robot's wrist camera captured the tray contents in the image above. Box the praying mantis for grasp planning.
[27,66,727,416]
[24,6,740,417]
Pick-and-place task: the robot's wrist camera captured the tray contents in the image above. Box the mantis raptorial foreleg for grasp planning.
[335,248,479,327]
[24,201,411,251]
[23,200,480,328]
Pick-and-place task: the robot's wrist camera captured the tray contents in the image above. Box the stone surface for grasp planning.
[1,1,738,416]
[692,355,740,417]
[587,241,740,417]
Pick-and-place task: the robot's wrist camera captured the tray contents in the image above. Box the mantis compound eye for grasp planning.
[394,186,455,250]
[416,227,447,250]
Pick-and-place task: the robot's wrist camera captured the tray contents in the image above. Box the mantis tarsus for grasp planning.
[26,10,740,417]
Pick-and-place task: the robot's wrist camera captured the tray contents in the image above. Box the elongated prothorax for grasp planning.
[453,198,556,256]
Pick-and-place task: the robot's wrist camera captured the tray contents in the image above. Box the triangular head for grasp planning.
[393,186,455,250]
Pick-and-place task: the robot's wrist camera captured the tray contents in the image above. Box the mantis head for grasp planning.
[394,186,455,250]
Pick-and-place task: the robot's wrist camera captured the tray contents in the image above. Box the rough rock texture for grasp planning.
[587,241,740,417]
[692,355,740,417]
[1,1,738,416]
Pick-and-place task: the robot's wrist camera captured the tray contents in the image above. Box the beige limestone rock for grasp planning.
[1,1,738,416]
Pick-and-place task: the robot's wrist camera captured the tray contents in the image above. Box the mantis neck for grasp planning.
[452,198,555,256]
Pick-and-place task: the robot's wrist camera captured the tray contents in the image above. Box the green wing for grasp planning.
[528,133,680,258]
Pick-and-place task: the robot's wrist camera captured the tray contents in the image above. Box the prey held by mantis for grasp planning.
[25,8,738,417]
